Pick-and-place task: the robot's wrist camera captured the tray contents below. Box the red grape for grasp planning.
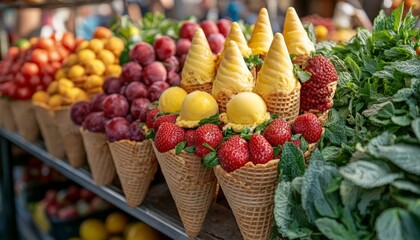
[154,36,176,60]
[143,62,167,85]
[130,98,151,121]
[129,42,155,66]
[208,33,225,54]
[102,94,129,118]
[200,20,219,37]
[103,77,122,94]
[217,19,232,37]
[176,38,191,57]
[163,56,179,73]
[83,112,106,133]
[148,81,170,101]
[70,101,91,126]
[105,117,130,142]
[124,81,148,102]
[179,21,200,41]
[167,71,181,86]
[121,62,142,84]
[90,93,106,112]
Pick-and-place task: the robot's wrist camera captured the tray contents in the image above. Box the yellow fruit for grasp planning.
[105,37,124,56]
[58,78,75,95]
[47,81,59,95]
[96,49,115,66]
[76,40,89,53]
[315,25,328,41]
[79,219,107,240]
[32,91,49,104]
[75,89,89,102]
[78,49,96,65]
[48,94,63,108]
[65,54,78,68]
[88,38,104,53]
[125,222,159,240]
[105,64,122,78]
[68,65,86,80]
[105,212,128,234]
[54,69,66,80]
[85,59,105,76]
[84,75,104,89]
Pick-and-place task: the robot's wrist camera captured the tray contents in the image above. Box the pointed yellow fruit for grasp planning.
[181,28,216,85]
[212,41,254,97]
[248,8,274,55]
[254,33,299,96]
[220,22,251,58]
[283,7,315,56]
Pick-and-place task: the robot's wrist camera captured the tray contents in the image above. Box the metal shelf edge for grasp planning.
[0,128,196,240]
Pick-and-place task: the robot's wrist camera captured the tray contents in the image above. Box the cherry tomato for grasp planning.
[29,75,41,87]
[31,49,49,66]
[37,37,54,51]
[22,62,39,77]
[15,86,33,100]
[62,32,75,51]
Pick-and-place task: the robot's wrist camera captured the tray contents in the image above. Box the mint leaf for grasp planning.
[411,118,420,140]
[391,180,420,194]
[339,160,400,188]
[184,146,195,154]
[175,141,186,155]
[202,152,219,167]
[392,60,420,77]
[301,137,308,152]
[198,114,222,126]
[293,65,312,83]
[345,56,362,81]
[279,143,306,181]
[391,114,411,126]
[274,181,293,235]
[315,218,357,240]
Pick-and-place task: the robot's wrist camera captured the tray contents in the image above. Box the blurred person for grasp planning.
[76,5,101,39]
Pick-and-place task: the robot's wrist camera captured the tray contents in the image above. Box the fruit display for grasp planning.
[32,28,124,109]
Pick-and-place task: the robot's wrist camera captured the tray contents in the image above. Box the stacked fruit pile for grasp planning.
[32,28,124,109]
[0,34,75,100]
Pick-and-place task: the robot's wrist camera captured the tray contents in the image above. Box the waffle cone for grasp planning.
[80,128,115,185]
[0,98,17,131]
[109,140,158,207]
[263,86,301,124]
[33,104,65,159]
[181,82,213,94]
[292,54,310,66]
[215,90,235,113]
[302,81,338,124]
[10,100,40,142]
[152,144,217,238]
[55,107,86,168]
[214,159,280,240]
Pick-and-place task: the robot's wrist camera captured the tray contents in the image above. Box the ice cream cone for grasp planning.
[80,128,115,185]
[181,82,213,94]
[213,159,280,240]
[10,100,40,142]
[181,28,216,92]
[55,107,86,168]
[248,8,274,56]
[0,98,17,132]
[152,144,217,238]
[283,7,315,66]
[109,140,158,207]
[220,22,251,59]
[33,104,65,159]
[302,81,338,124]
[263,86,301,124]
[212,41,254,112]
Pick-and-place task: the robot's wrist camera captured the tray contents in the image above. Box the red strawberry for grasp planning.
[263,118,292,146]
[145,109,159,129]
[154,122,185,152]
[290,139,301,149]
[301,55,338,112]
[185,129,197,147]
[218,135,249,173]
[153,114,177,131]
[249,134,273,165]
[293,113,323,144]
[195,124,223,157]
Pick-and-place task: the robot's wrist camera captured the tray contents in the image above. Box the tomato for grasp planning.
[29,75,41,87]
[57,47,69,62]
[50,61,61,71]
[37,37,54,51]
[31,49,49,66]
[6,47,19,60]
[22,62,39,77]
[14,72,29,87]
[29,37,38,47]
[15,86,33,100]
[10,62,21,74]
[62,32,75,51]
[34,84,45,91]
[41,74,53,87]
[39,65,54,76]
[48,50,60,63]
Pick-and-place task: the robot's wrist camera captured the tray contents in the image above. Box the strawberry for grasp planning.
[218,135,249,173]
[153,114,177,131]
[263,118,292,146]
[185,129,197,147]
[145,109,159,129]
[195,124,223,158]
[290,139,301,149]
[293,113,322,144]
[301,55,338,112]
[249,134,273,165]
[154,122,185,152]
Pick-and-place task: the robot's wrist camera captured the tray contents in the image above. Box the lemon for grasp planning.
[88,39,104,53]
[79,219,107,240]
[32,91,49,104]
[85,59,105,76]
[105,212,128,234]
[97,49,115,66]
[78,49,96,65]
[125,222,160,240]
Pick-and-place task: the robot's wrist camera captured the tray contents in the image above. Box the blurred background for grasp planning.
[1,0,419,44]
